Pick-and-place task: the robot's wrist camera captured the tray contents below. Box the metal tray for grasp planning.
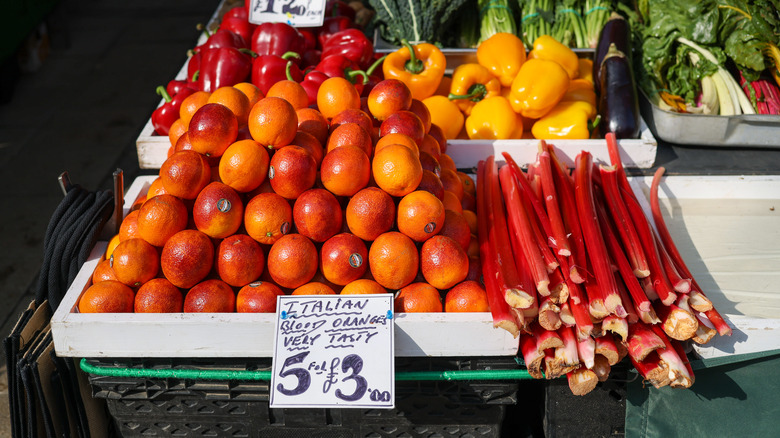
[639,90,780,148]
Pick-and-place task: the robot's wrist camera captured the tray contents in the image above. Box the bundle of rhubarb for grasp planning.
[477,132,732,395]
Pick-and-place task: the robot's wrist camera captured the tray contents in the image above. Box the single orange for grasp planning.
[118,210,141,242]
[317,76,361,119]
[193,181,244,238]
[420,235,469,290]
[233,82,263,107]
[146,177,168,199]
[416,169,445,200]
[218,139,270,193]
[467,234,480,258]
[320,233,369,286]
[438,210,472,251]
[159,150,211,199]
[289,131,324,166]
[466,255,482,282]
[397,190,446,242]
[461,191,476,212]
[216,234,265,287]
[440,168,465,200]
[136,194,189,247]
[462,210,478,235]
[326,122,373,157]
[267,234,319,289]
[442,190,463,214]
[409,99,432,133]
[293,188,343,242]
[439,153,457,173]
[418,134,441,160]
[188,103,239,157]
[208,86,252,126]
[179,90,211,127]
[445,280,490,312]
[110,238,160,287]
[130,195,146,212]
[428,123,448,154]
[340,279,387,295]
[245,192,293,245]
[292,282,337,295]
[374,132,419,156]
[329,108,374,136]
[78,280,135,313]
[379,110,426,147]
[168,118,188,148]
[368,231,419,290]
[237,281,284,313]
[372,144,423,197]
[394,282,443,313]
[367,79,412,121]
[134,278,184,313]
[345,187,396,241]
[319,145,371,197]
[105,234,121,260]
[458,171,476,197]
[183,279,236,313]
[92,258,118,284]
[248,96,298,149]
[160,229,214,289]
[266,80,309,110]
[296,107,329,146]
[268,145,317,199]
[419,151,442,177]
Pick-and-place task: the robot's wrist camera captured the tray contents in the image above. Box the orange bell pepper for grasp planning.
[476,32,527,87]
[578,58,593,84]
[530,35,579,79]
[509,58,570,119]
[531,100,595,140]
[383,40,446,101]
[448,63,502,115]
[465,96,524,140]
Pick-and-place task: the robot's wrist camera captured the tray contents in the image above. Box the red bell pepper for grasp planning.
[198,28,249,52]
[151,86,195,135]
[252,52,304,95]
[321,28,374,69]
[187,51,201,85]
[300,70,330,106]
[221,15,255,45]
[317,16,354,49]
[199,47,253,92]
[224,5,248,20]
[165,79,191,97]
[251,22,306,61]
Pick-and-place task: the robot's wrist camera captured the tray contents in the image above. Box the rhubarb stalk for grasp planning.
[538,296,562,331]
[627,321,666,362]
[567,367,599,395]
[595,333,620,366]
[574,151,625,316]
[520,333,545,379]
[653,297,698,341]
[498,164,551,296]
[537,143,572,256]
[650,324,695,388]
[476,160,520,337]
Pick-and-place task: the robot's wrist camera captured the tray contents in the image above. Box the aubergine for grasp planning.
[593,13,631,96]
[598,43,640,139]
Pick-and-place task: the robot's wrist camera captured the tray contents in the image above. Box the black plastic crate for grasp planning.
[84,357,521,438]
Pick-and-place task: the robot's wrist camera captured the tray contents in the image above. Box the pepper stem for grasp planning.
[285,61,296,81]
[346,68,369,85]
[156,86,172,103]
[238,48,258,58]
[401,39,424,74]
[366,54,387,76]
[282,51,301,61]
[588,115,602,136]
[448,83,488,102]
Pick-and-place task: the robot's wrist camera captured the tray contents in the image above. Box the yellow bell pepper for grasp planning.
[578,58,593,84]
[561,79,597,114]
[465,96,524,140]
[422,95,464,139]
[383,40,446,101]
[476,32,527,87]
[448,63,502,115]
[508,58,570,119]
[530,35,579,79]
[531,100,595,140]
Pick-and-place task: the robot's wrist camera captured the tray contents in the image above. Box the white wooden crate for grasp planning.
[50,175,519,358]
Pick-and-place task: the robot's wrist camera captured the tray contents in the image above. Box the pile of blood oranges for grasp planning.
[82,78,489,315]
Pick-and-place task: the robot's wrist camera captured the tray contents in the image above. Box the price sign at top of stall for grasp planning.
[270,294,395,409]
[248,0,326,27]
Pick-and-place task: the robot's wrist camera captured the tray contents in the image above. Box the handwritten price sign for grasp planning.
[270,295,395,408]
[248,0,326,27]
